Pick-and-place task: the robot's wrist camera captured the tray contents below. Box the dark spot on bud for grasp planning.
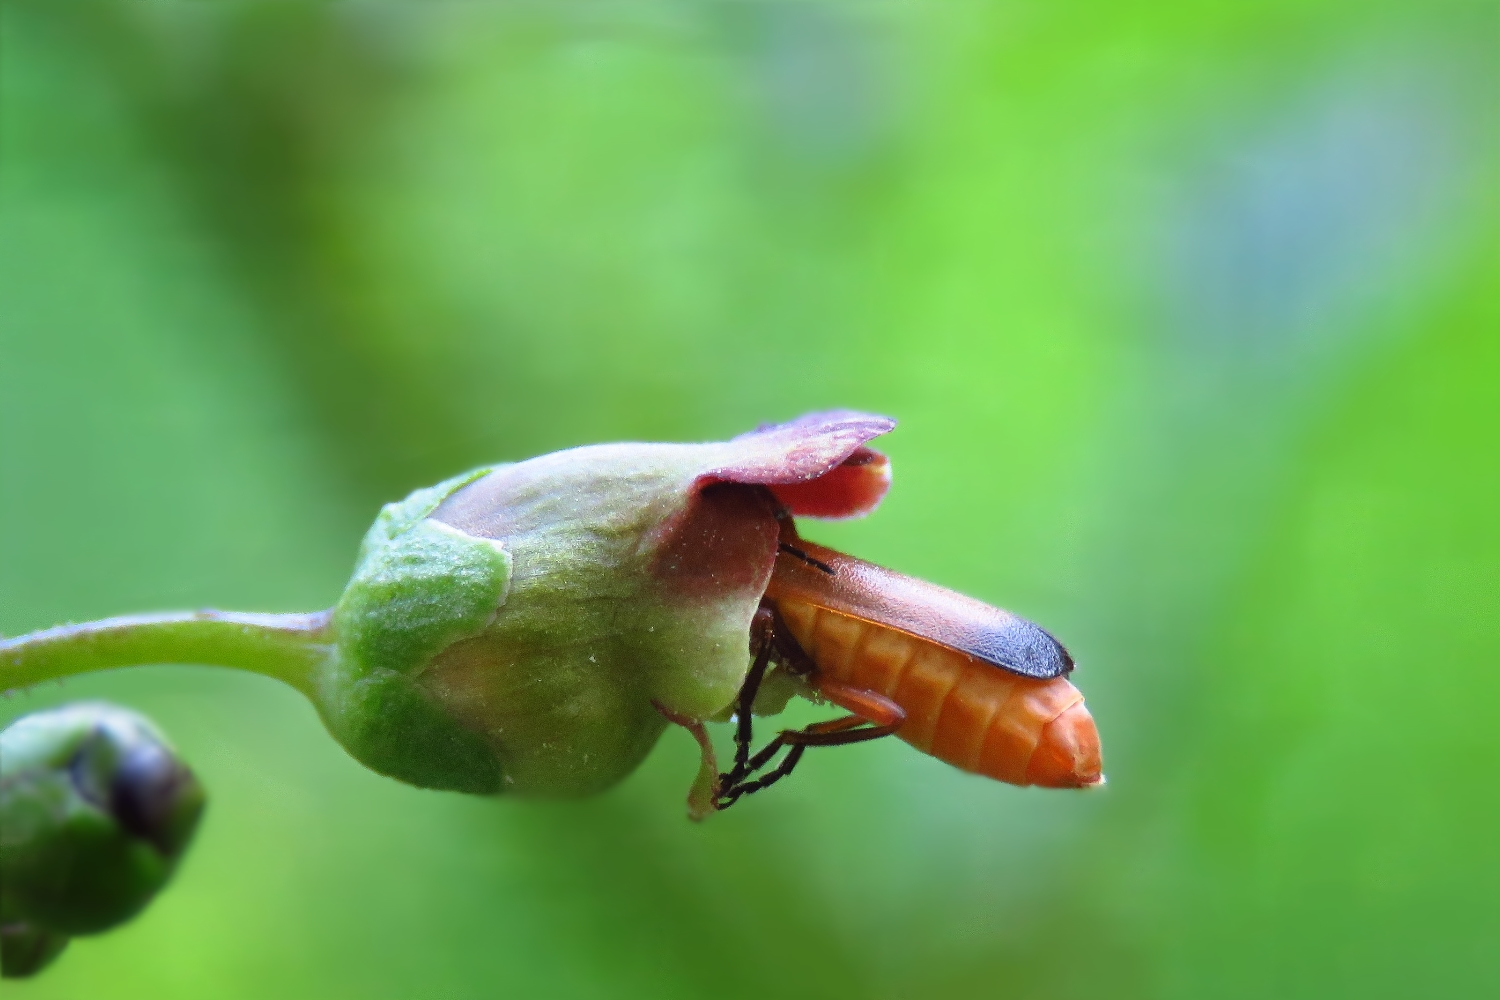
[108,744,205,858]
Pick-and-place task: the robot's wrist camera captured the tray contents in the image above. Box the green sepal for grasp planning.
[314,668,503,794]
[353,468,500,562]
[334,469,513,678]
[319,471,514,793]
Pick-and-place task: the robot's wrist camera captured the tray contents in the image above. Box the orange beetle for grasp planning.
[713,529,1103,810]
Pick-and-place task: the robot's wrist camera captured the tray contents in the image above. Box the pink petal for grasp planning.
[702,410,896,519]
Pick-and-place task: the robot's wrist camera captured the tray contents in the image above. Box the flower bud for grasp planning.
[316,412,895,797]
[0,703,205,978]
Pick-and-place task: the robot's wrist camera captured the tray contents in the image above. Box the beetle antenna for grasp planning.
[777,543,835,576]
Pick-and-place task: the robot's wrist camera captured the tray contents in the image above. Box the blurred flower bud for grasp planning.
[0,923,69,979]
[317,412,894,796]
[0,703,205,978]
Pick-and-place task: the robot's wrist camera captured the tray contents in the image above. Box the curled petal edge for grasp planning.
[702,410,895,519]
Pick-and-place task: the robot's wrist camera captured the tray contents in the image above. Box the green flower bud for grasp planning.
[0,923,68,979]
[1,703,205,978]
[315,412,895,798]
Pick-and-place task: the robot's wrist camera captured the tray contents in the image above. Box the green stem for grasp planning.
[1,610,334,697]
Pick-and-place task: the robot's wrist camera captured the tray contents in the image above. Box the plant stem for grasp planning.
[1,610,334,697]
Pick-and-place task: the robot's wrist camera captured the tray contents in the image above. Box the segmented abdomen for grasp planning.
[776,600,1101,787]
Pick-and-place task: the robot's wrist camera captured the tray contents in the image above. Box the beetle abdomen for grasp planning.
[776,601,1102,788]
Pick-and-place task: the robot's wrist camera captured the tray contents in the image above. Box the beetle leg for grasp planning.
[716,744,806,807]
[715,684,907,809]
[716,712,817,809]
[719,608,776,791]
[715,606,908,811]
[716,714,885,806]
[717,602,808,802]
[794,679,906,745]
[715,721,828,808]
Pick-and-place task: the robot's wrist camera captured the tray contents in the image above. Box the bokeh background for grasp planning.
[3,1,1496,997]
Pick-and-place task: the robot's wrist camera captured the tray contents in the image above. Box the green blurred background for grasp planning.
[2,1,1496,997]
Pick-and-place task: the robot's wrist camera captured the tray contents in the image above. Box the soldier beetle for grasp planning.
[713,523,1103,810]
